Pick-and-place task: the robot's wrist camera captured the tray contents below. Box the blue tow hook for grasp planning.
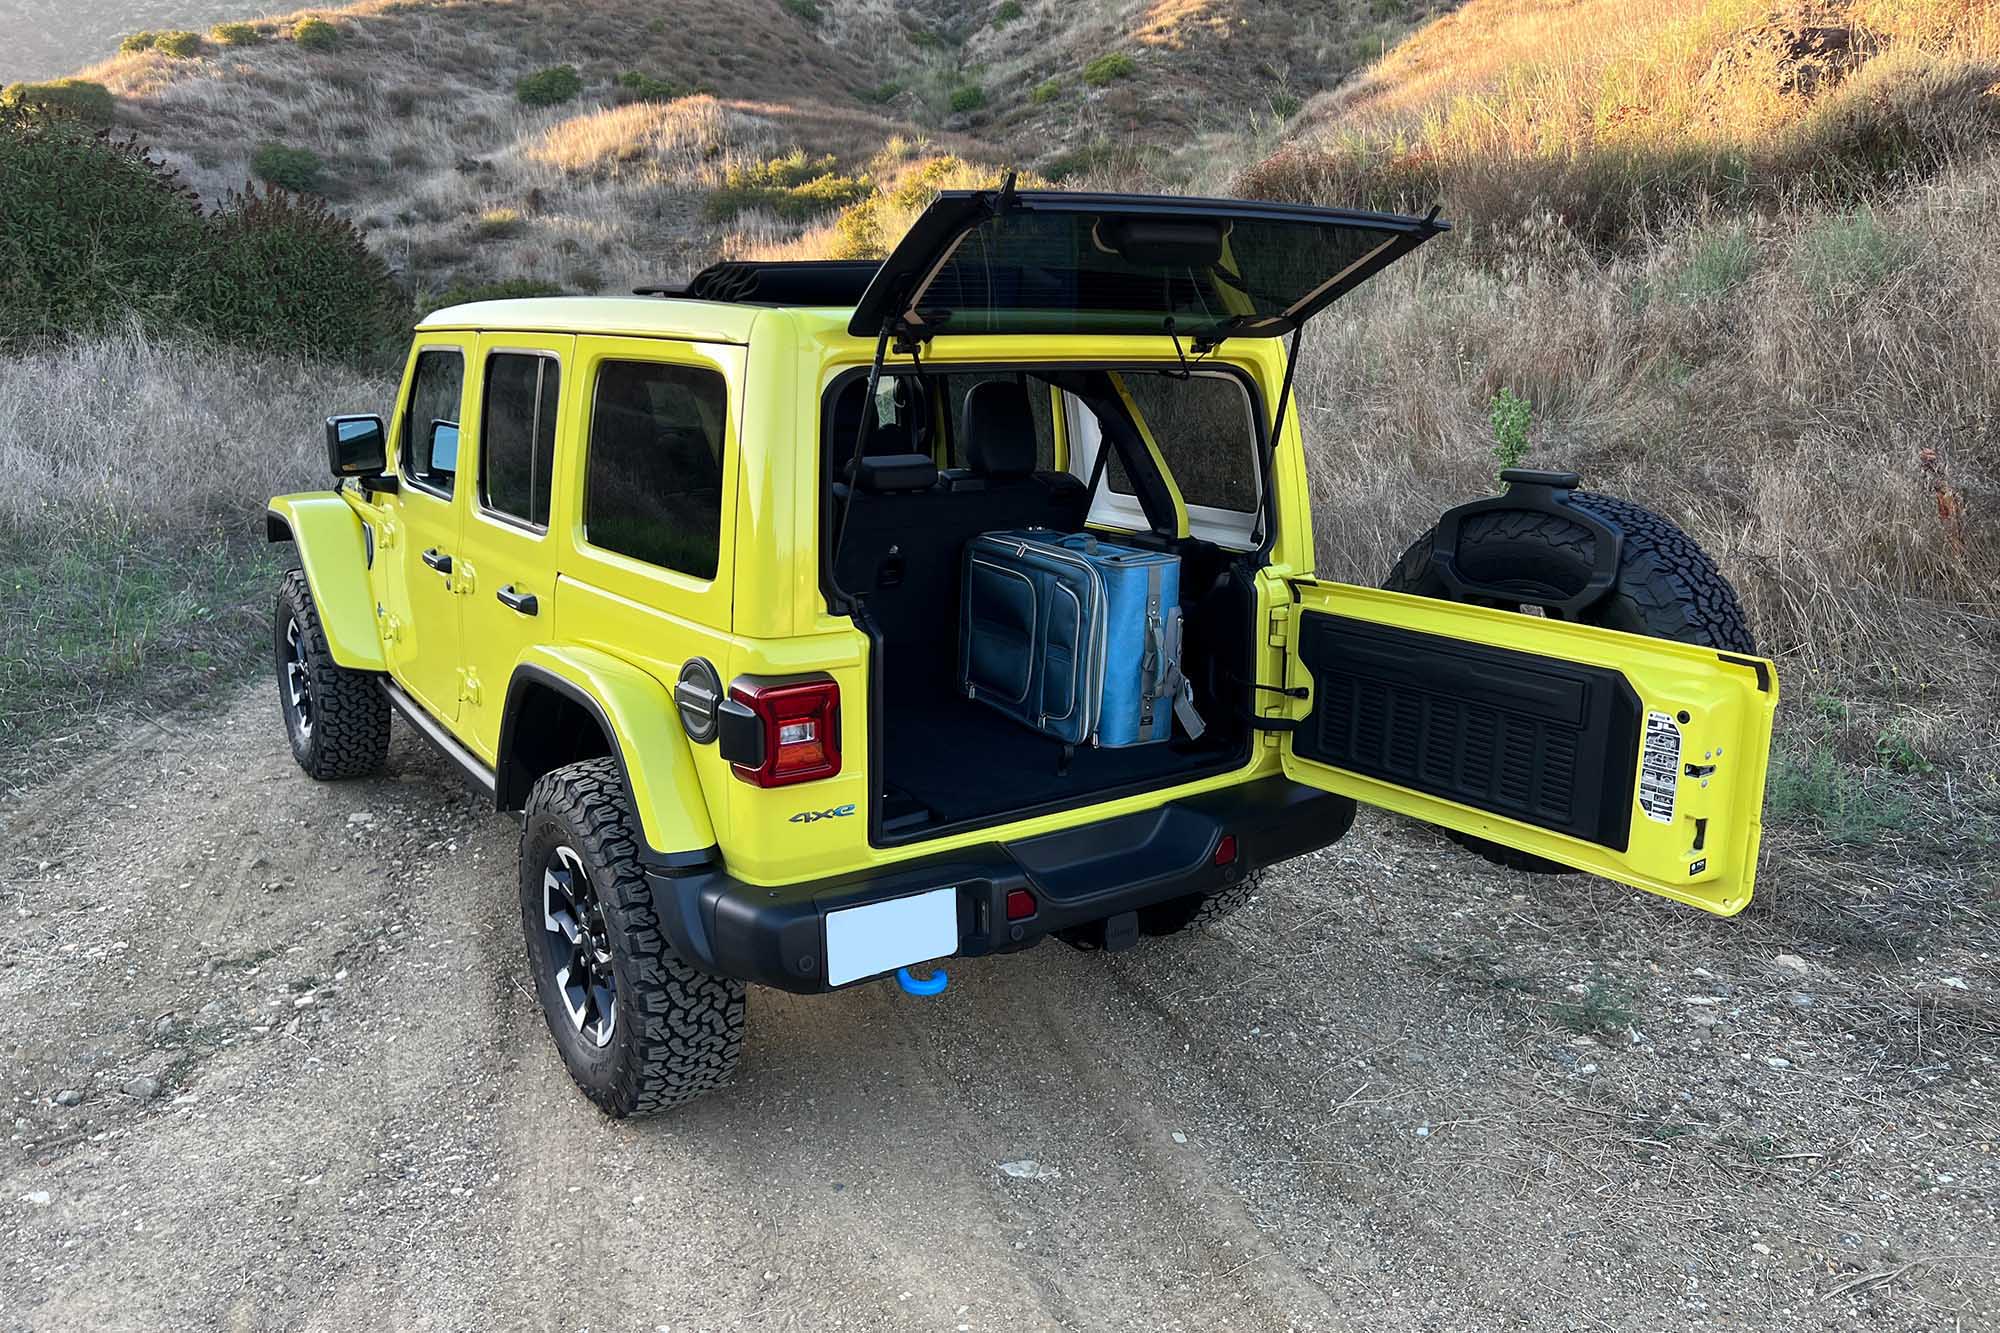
[896,965,949,997]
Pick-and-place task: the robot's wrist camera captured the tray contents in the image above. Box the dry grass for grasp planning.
[0,327,396,767]
[1251,0,2000,247]
[1290,153,2000,783]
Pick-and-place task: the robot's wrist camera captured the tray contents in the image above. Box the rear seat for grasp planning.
[941,380,1089,533]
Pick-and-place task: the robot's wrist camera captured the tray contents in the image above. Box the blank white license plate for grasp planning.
[823,888,959,987]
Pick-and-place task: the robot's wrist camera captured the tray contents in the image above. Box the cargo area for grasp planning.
[824,367,1263,843]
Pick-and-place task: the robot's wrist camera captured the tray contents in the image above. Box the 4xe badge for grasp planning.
[790,804,856,825]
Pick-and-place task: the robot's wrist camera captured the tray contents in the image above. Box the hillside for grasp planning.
[48,0,1441,299]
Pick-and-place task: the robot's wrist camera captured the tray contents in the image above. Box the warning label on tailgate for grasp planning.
[1637,711,1681,824]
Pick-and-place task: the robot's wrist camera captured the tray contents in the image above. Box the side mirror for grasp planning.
[325,414,388,477]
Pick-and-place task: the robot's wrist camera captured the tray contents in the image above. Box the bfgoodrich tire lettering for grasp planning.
[1384,492,1755,873]
[275,569,390,780]
[520,756,745,1116]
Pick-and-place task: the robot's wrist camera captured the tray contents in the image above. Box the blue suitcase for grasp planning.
[960,529,1205,748]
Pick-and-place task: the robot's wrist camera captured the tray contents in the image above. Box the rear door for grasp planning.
[1279,581,1778,915]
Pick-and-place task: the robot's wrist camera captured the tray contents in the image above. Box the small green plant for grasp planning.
[291,17,339,50]
[1811,692,1850,723]
[211,22,262,46]
[1680,225,1755,300]
[515,65,583,108]
[1270,90,1302,119]
[1795,209,1912,301]
[780,0,821,21]
[909,28,943,49]
[250,142,324,193]
[1488,387,1531,473]
[0,80,116,127]
[994,0,1024,25]
[859,81,903,105]
[1874,726,1933,775]
[1030,78,1061,105]
[614,71,689,103]
[1767,751,1914,844]
[1549,979,1638,1038]
[119,31,159,53]
[1083,52,1135,86]
[154,30,203,57]
[474,207,526,240]
[949,85,986,114]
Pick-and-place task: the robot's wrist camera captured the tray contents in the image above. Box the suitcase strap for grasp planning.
[1144,599,1206,741]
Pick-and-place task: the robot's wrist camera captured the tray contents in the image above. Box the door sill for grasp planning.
[380,678,498,799]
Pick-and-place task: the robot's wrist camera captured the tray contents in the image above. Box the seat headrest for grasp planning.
[961,380,1038,479]
[850,452,938,494]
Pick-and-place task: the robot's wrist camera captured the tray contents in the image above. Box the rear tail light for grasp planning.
[724,677,841,786]
[1213,834,1238,866]
[1005,888,1037,921]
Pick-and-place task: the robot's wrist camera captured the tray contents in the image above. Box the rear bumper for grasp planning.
[645,777,1355,994]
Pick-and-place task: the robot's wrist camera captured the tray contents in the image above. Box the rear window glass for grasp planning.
[583,360,728,580]
[908,208,1411,340]
[1119,372,1258,513]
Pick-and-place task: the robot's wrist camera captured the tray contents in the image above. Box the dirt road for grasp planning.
[2,684,1996,1331]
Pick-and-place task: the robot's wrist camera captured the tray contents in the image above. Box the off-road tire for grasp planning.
[1137,870,1265,938]
[1384,492,1755,873]
[520,757,745,1116]
[275,569,390,780]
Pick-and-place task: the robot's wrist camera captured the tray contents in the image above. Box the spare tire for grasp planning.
[1383,490,1754,873]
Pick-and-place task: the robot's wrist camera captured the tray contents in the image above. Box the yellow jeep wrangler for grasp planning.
[267,189,1777,1116]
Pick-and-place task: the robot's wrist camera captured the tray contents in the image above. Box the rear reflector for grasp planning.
[1005,888,1037,921]
[727,677,841,786]
[1213,834,1238,866]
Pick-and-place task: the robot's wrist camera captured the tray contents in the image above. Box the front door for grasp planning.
[383,336,473,722]
[1279,581,1778,915]
[455,333,576,763]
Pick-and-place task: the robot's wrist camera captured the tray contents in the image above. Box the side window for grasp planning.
[401,348,465,495]
[583,359,728,580]
[945,372,1055,471]
[480,352,560,527]
[1120,372,1260,514]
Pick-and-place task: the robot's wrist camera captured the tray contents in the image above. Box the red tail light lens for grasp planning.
[1005,888,1037,921]
[728,678,841,786]
[1213,834,1238,866]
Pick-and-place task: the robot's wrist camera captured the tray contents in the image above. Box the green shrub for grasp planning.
[1679,225,1755,300]
[780,0,821,21]
[0,80,116,127]
[949,85,986,114]
[0,114,204,340]
[473,207,526,239]
[1270,90,1302,120]
[0,113,404,360]
[1488,387,1531,473]
[119,31,159,53]
[1030,78,1061,105]
[154,30,203,57]
[211,22,261,46]
[193,187,407,360]
[614,71,690,103]
[706,150,874,221]
[1082,52,1135,86]
[292,17,339,50]
[994,0,1023,25]
[860,81,903,105]
[251,142,325,193]
[516,64,583,107]
[434,277,564,308]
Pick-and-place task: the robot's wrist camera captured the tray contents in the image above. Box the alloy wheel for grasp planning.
[541,845,617,1047]
[284,616,315,739]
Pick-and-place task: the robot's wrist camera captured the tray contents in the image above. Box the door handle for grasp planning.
[421,548,453,575]
[496,585,538,616]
